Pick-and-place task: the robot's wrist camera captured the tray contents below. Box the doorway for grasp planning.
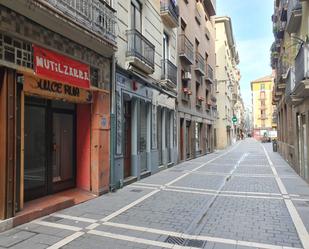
[180,118,184,161]
[124,100,132,179]
[24,96,75,201]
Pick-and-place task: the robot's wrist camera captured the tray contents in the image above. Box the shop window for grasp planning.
[90,67,99,87]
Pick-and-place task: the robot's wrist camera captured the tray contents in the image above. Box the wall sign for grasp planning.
[33,45,90,89]
[24,75,92,103]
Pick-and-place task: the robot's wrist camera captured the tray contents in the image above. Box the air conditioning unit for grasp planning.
[183,72,192,80]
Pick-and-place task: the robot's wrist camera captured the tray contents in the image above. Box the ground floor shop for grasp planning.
[0,44,111,220]
[113,70,177,188]
[178,114,214,162]
[277,100,309,184]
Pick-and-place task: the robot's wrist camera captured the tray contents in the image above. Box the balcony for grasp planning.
[205,64,214,83]
[294,44,309,98]
[126,29,155,75]
[194,52,205,76]
[196,98,203,108]
[285,67,295,96]
[195,5,202,25]
[179,34,194,65]
[203,0,216,16]
[2,0,117,55]
[46,0,116,42]
[211,94,217,103]
[181,91,190,102]
[161,59,177,89]
[286,0,302,34]
[285,67,303,104]
[160,0,179,28]
[280,0,288,21]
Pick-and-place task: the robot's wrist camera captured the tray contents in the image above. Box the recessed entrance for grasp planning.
[24,96,76,202]
[124,99,132,179]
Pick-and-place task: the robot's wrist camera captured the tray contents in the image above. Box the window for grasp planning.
[131,0,142,31]
[163,33,169,61]
[181,18,186,32]
[260,84,265,90]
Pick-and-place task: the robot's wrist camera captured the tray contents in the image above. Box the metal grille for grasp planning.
[165,236,206,248]
[185,239,206,247]
[165,236,185,245]
[0,34,33,69]
[45,0,117,43]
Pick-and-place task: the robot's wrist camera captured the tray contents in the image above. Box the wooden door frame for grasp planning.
[0,68,16,219]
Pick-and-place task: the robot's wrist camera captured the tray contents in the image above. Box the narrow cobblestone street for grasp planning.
[1,139,309,249]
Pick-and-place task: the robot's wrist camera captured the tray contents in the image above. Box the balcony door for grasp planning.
[163,33,169,61]
[24,97,76,201]
[131,0,142,32]
[163,33,170,78]
[130,0,142,57]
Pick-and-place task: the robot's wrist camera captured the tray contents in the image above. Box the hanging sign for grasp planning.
[33,45,90,89]
[24,75,92,103]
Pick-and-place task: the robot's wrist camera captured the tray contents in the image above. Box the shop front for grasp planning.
[0,42,111,220]
[113,68,177,188]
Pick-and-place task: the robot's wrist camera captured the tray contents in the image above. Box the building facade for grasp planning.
[251,75,276,140]
[0,0,116,219]
[215,16,240,149]
[112,0,178,188]
[271,0,309,183]
[177,0,217,161]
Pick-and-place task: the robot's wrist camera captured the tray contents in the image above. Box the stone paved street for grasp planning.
[1,139,309,249]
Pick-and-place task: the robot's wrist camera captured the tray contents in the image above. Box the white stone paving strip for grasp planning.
[100,189,161,222]
[46,231,85,249]
[101,222,302,249]
[165,142,241,187]
[167,185,284,197]
[262,145,309,249]
[164,185,283,200]
[88,230,198,249]
[51,213,98,223]
[32,220,82,231]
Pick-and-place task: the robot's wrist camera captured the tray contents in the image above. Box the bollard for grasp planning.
[272,139,278,152]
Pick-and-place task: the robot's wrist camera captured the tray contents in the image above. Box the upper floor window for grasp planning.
[260,84,265,91]
[163,33,169,60]
[131,0,142,31]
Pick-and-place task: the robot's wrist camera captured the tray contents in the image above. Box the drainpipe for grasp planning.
[110,54,116,191]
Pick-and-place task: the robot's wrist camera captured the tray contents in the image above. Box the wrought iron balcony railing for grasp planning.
[206,64,214,83]
[179,34,194,65]
[195,52,205,75]
[161,59,177,88]
[203,0,216,16]
[287,0,302,34]
[160,0,179,28]
[126,29,155,72]
[295,44,309,86]
[45,0,117,44]
[285,67,295,96]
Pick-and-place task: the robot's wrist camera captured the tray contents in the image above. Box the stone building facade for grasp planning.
[214,16,240,149]
[271,0,309,183]
[112,0,178,188]
[251,75,276,140]
[177,0,217,161]
[0,0,116,219]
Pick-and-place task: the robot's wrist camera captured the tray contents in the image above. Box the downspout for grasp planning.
[110,54,116,191]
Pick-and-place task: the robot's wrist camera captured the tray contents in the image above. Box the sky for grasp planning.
[216,0,274,107]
